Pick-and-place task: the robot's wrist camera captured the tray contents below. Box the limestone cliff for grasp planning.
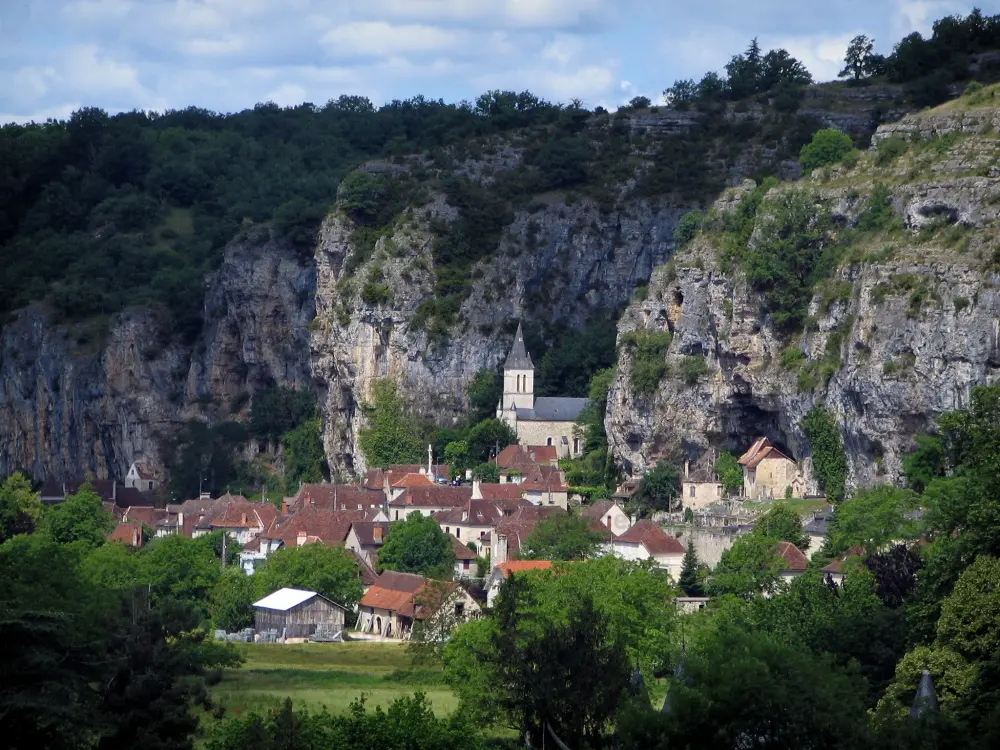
[0,232,315,482]
[606,99,1000,491]
[0,85,913,481]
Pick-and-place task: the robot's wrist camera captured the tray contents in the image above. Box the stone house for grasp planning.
[603,520,685,578]
[364,463,451,502]
[344,521,392,567]
[485,560,553,607]
[194,493,278,546]
[519,465,570,510]
[356,571,479,640]
[738,438,805,500]
[681,462,725,509]
[109,521,144,547]
[125,462,158,492]
[580,499,633,536]
[432,499,502,552]
[492,506,565,565]
[252,588,347,640]
[496,323,588,459]
[451,536,480,579]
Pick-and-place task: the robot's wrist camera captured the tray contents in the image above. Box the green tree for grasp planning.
[802,406,847,503]
[876,645,977,720]
[754,503,810,550]
[337,170,390,224]
[713,452,743,496]
[443,440,471,479]
[255,543,363,610]
[634,462,680,515]
[282,418,326,488]
[488,581,630,748]
[678,540,704,596]
[840,34,876,82]
[466,419,517,464]
[711,534,785,598]
[521,515,604,561]
[829,485,920,555]
[358,379,424,469]
[41,485,115,549]
[0,472,43,542]
[799,128,856,171]
[249,387,317,442]
[467,368,501,424]
[904,434,947,493]
[377,512,455,579]
[937,556,1000,662]
[618,627,873,750]
[81,541,143,590]
[210,568,257,632]
[140,534,222,614]
[472,462,500,483]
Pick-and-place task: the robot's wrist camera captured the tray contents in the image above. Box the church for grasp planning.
[496,323,589,460]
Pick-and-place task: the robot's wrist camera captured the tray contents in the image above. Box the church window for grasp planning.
[689,486,696,498]
[546,437,553,446]
[573,438,580,454]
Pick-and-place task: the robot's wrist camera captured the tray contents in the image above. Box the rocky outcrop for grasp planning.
[606,119,1000,490]
[0,234,314,482]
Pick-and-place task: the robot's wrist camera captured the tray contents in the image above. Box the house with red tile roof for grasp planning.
[288,483,385,514]
[473,481,523,503]
[355,570,479,639]
[496,444,558,472]
[432,498,506,554]
[775,541,810,586]
[109,521,144,548]
[604,520,686,577]
[388,485,472,520]
[451,536,480,580]
[738,437,806,500]
[485,560,554,607]
[364,465,451,500]
[518,465,570,509]
[193,493,280,545]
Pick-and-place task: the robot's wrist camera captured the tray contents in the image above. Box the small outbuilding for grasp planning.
[252,587,347,640]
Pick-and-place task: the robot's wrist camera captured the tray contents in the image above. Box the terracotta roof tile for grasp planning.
[391,473,436,489]
[519,465,569,492]
[350,521,392,546]
[477,483,523,501]
[375,569,427,593]
[390,486,473,508]
[109,521,142,547]
[496,444,557,470]
[268,507,371,546]
[614,520,685,555]
[122,506,168,527]
[346,550,380,586]
[738,437,793,470]
[776,541,809,571]
[452,536,478,560]
[496,560,553,576]
[292,484,383,512]
[359,586,416,612]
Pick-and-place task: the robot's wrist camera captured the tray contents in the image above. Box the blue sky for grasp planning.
[0,0,993,123]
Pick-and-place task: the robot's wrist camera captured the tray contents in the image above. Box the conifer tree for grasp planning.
[678,540,704,596]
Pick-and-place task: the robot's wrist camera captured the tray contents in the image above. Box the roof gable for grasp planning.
[504,322,534,370]
[615,520,685,555]
[776,541,809,571]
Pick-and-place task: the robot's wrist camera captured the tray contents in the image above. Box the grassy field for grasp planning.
[210,642,459,719]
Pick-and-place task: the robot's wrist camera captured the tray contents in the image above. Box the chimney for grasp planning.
[684,461,690,480]
[281,500,289,515]
[297,530,307,545]
[373,526,383,541]
[472,479,482,499]
[465,469,473,481]
[462,509,469,522]
[241,512,247,525]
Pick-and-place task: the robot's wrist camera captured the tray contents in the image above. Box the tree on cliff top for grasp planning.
[358,379,424,469]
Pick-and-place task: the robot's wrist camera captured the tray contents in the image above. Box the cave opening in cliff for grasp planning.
[718,398,795,460]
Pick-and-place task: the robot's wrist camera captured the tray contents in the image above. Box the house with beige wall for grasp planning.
[681,461,725,509]
[496,323,588,460]
[738,438,805,500]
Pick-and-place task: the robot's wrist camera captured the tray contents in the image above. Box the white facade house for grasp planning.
[125,462,158,492]
[601,521,685,578]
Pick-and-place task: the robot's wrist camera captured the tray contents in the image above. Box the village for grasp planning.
[39,327,843,645]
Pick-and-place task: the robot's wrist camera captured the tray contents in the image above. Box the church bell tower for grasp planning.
[497,322,534,427]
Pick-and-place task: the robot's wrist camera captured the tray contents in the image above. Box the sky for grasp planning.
[0,0,994,123]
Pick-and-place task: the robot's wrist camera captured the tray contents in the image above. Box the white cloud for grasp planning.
[264,82,307,106]
[354,0,610,29]
[62,0,132,22]
[891,0,967,38]
[321,21,458,58]
[541,34,584,65]
[178,35,247,56]
[771,32,857,83]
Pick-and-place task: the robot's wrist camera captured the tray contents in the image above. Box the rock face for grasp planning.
[0,88,920,481]
[606,113,1000,490]
[0,234,315,481]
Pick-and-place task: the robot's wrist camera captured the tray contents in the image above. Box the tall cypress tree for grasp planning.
[678,540,704,597]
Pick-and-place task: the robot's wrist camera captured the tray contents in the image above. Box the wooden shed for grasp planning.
[252,587,346,639]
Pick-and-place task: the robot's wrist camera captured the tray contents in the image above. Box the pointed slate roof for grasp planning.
[504,322,534,370]
[910,670,939,719]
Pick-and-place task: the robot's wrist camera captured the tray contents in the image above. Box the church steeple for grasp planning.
[498,321,534,426]
[504,322,534,370]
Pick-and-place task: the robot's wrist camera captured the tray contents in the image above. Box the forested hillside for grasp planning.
[2,10,1000,485]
